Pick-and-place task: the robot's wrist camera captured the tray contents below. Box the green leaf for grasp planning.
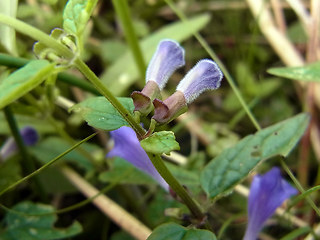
[70,96,134,131]
[267,62,320,82]
[100,14,210,95]
[0,60,55,109]
[2,201,82,240]
[140,131,180,155]
[99,157,157,186]
[63,0,97,38]
[147,223,216,240]
[0,0,18,55]
[200,113,310,199]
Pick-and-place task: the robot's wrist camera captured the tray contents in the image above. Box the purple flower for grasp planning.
[176,59,223,103]
[146,39,185,90]
[0,126,39,160]
[131,40,185,115]
[107,126,169,191]
[243,167,298,240]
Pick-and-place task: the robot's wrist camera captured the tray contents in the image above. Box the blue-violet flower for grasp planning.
[107,126,169,190]
[146,39,185,90]
[131,40,185,114]
[153,59,223,123]
[243,167,298,240]
[176,59,223,104]
[0,126,39,161]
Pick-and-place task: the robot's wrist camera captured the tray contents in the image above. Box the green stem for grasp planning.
[3,106,35,174]
[73,58,146,138]
[0,14,73,59]
[0,53,100,95]
[147,153,211,229]
[281,159,320,218]
[112,0,146,84]
[165,0,261,131]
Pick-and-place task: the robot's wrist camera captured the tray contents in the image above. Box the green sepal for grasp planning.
[140,131,180,155]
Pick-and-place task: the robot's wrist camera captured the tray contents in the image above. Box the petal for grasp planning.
[176,59,223,103]
[244,167,298,240]
[107,126,169,190]
[146,39,185,90]
[0,126,38,160]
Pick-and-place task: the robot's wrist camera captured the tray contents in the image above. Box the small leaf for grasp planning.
[100,14,211,95]
[200,113,310,199]
[70,96,134,131]
[63,0,97,38]
[267,62,320,82]
[0,60,55,109]
[147,223,216,240]
[2,201,82,240]
[140,131,180,155]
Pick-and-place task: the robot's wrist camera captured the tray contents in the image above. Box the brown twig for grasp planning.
[270,0,287,33]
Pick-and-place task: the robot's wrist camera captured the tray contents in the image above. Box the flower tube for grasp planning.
[131,39,185,115]
[107,126,169,190]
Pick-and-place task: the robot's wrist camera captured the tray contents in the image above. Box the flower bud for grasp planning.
[153,59,223,124]
[176,59,223,104]
[131,39,185,115]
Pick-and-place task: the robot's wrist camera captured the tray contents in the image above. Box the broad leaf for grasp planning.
[2,201,82,240]
[200,113,310,199]
[141,131,180,155]
[0,60,55,109]
[63,0,97,38]
[100,14,210,95]
[147,223,216,240]
[267,62,320,82]
[70,97,134,131]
